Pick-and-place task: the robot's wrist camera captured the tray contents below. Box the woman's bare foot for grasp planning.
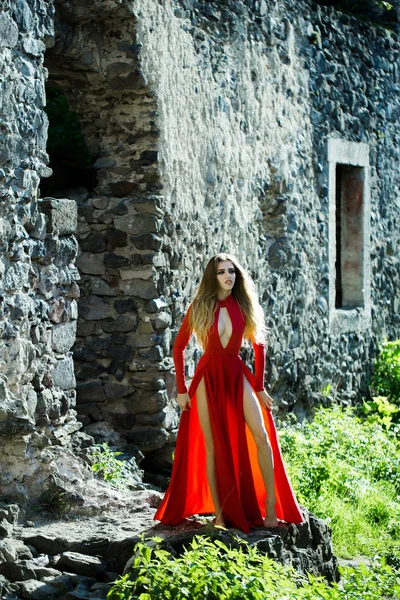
[263,501,278,528]
[213,514,226,528]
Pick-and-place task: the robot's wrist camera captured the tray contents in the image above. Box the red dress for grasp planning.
[154,294,303,532]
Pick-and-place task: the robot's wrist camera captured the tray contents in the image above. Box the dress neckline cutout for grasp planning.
[217,294,234,308]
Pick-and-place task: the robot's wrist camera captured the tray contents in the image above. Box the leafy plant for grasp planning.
[278,405,400,561]
[91,443,142,490]
[359,395,399,431]
[36,490,70,516]
[371,339,400,406]
[107,535,400,600]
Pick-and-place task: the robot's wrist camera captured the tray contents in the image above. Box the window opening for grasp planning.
[335,164,364,309]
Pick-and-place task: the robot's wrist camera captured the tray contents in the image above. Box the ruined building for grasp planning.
[1,0,399,500]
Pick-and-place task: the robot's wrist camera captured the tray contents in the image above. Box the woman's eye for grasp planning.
[228,269,235,274]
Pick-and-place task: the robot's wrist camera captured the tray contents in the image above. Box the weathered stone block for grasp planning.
[108,181,139,197]
[131,233,163,251]
[76,252,105,275]
[75,362,107,380]
[103,383,135,401]
[104,253,130,268]
[114,298,137,314]
[113,213,160,235]
[125,426,169,451]
[88,278,117,297]
[80,233,107,253]
[52,321,77,353]
[2,262,31,292]
[0,14,19,48]
[39,198,77,236]
[76,382,105,406]
[101,315,138,333]
[119,279,158,299]
[52,356,76,390]
[106,229,128,250]
[79,296,113,321]
[151,311,172,330]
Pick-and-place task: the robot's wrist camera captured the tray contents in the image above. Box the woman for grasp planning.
[154,253,303,532]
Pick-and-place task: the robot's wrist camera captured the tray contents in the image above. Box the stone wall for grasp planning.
[131,0,400,425]
[0,0,86,500]
[41,0,180,464]
[1,0,399,488]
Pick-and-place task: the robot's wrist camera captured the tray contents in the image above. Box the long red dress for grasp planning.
[154,294,303,532]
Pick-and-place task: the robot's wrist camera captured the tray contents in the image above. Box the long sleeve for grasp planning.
[252,340,266,392]
[172,305,193,394]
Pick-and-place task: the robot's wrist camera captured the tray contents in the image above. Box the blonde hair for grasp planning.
[188,253,266,349]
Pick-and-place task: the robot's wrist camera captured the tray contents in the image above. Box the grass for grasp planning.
[278,403,400,563]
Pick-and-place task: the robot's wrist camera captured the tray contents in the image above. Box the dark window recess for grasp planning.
[335,164,364,309]
[40,85,97,197]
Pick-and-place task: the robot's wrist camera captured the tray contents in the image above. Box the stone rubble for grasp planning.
[0,499,337,599]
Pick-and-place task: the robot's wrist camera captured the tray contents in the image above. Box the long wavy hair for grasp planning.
[188,253,266,349]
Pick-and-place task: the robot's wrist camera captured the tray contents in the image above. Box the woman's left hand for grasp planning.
[257,390,273,411]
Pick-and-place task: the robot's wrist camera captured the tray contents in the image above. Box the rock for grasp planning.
[78,296,113,321]
[21,535,68,557]
[52,322,77,354]
[103,383,135,401]
[104,253,130,268]
[55,552,107,577]
[39,198,77,236]
[52,356,76,390]
[113,213,160,236]
[19,579,61,599]
[76,382,106,404]
[131,233,163,251]
[76,253,105,276]
[123,508,338,583]
[101,315,138,333]
[125,426,169,451]
[0,559,36,582]
[151,311,172,330]
[0,503,19,536]
[0,14,19,48]
[0,539,33,563]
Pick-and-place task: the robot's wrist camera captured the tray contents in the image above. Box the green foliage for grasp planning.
[371,339,400,405]
[107,536,400,600]
[279,405,400,561]
[91,443,142,490]
[359,395,399,431]
[105,404,400,599]
[36,490,70,516]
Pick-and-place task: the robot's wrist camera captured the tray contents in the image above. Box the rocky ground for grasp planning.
[0,489,338,600]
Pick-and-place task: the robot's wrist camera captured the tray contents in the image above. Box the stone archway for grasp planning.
[42,0,178,470]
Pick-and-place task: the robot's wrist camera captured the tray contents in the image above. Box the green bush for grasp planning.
[91,443,142,490]
[106,404,400,599]
[107,536,400,600]
[371,339,400,404]
[278,405,400,561]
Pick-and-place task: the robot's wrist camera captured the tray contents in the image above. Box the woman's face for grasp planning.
[216,260,236,292]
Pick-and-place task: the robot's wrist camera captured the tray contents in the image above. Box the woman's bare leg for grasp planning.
[242,375,278,527]
[196,377,225,526]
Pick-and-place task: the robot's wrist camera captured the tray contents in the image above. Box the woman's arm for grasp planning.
[172,305,193,395]
[252,340,273,410]
[252,340,266,392]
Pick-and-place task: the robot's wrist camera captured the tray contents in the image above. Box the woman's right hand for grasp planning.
[176,393,191,411]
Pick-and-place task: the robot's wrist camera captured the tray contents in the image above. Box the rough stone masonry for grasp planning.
[1,0,400,500]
